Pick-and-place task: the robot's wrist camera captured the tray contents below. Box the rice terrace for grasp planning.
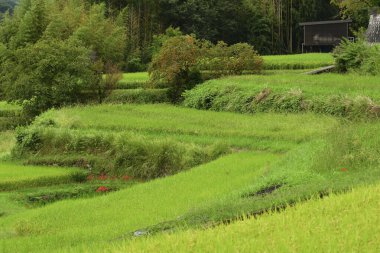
[1,0,380,252]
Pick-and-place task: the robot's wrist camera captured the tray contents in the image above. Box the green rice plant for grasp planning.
[12,104,337,180]
[263,53,334,70]
[104,89,169,104]
[105,184,380,253]
[3,121,380,252]
[116,72,150,89]
[0,131,15,159]
[0,162,86,191]
[183,72,380,118]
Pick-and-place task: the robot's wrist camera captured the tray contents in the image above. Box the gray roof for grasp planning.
[299,20,352,26]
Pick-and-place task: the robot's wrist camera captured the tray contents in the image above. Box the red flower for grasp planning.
[341,168,348,172]
[96,186,109,192]
[123,175,131,181]
[87,175,95,181]
[98,174,108,180]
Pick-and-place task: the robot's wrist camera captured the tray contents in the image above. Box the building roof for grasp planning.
[299,20,352,26]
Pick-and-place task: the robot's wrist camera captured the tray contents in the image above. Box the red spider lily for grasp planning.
[96,186,109,193]
[341,168,348,172]
[98,174,108,180]
[87,175,95,181]
[123,175,131,181]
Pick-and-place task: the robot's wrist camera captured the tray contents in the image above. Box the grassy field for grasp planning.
[0,131,15,158]
[0,101,21,112]
[0,162,85,191]
[107,184,380,253]
[184,72,380,118]
[1,62,380,252]
[262,53,334,70]
[117,72,150,89]
[2,102,380,252]
[16,104,338,179]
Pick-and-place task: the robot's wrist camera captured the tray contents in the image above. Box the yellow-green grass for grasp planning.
[262,53,334,70]
[0,101,21,112]
[106,184,380,253]
[0,131,15,158]
[117,72,150,89]
[120,72,149,83]
[183,72,380,118]
[191,72,380,101]
[2,104,380,252]
[0,152,278,252]
[36,104,337,151]
[0,162,83,191]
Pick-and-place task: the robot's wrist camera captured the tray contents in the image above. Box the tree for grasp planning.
[149,35,202,102]
[0,40,100,116]
[332,0,380,28]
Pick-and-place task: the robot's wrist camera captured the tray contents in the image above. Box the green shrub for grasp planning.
[333,38,371,72]
[333,38,380,74]
[0,40,100,117]
[198,42,263,75]
[149,35,202,103]
[126,57,147,72]
[104,89,169,104]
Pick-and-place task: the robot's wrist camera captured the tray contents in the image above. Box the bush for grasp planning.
[149,36,263,102]
[333,38,380,75]
[149,35,202,103]
[0,40,100,117]
[198,42,263,75]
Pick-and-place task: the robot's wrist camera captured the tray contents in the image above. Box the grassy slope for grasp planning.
[4,104,380,252]
[262,53,334,69]
[0,163,79,185]
[0,152,277,252]
[192,73,380,101]
[1,105,341,252]
[38,104,336,150]
[109,184,380,253]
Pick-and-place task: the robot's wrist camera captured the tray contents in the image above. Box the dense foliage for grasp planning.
[149,35,263,102]
[333,38,380,75]
[0,0,126,116]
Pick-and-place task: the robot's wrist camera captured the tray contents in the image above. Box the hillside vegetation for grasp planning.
[184,72,380,118]
[106,184,380,253]
[2,102,380,252]
[14,104,337,178]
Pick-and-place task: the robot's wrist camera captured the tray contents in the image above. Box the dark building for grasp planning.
[299,20,352,53]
